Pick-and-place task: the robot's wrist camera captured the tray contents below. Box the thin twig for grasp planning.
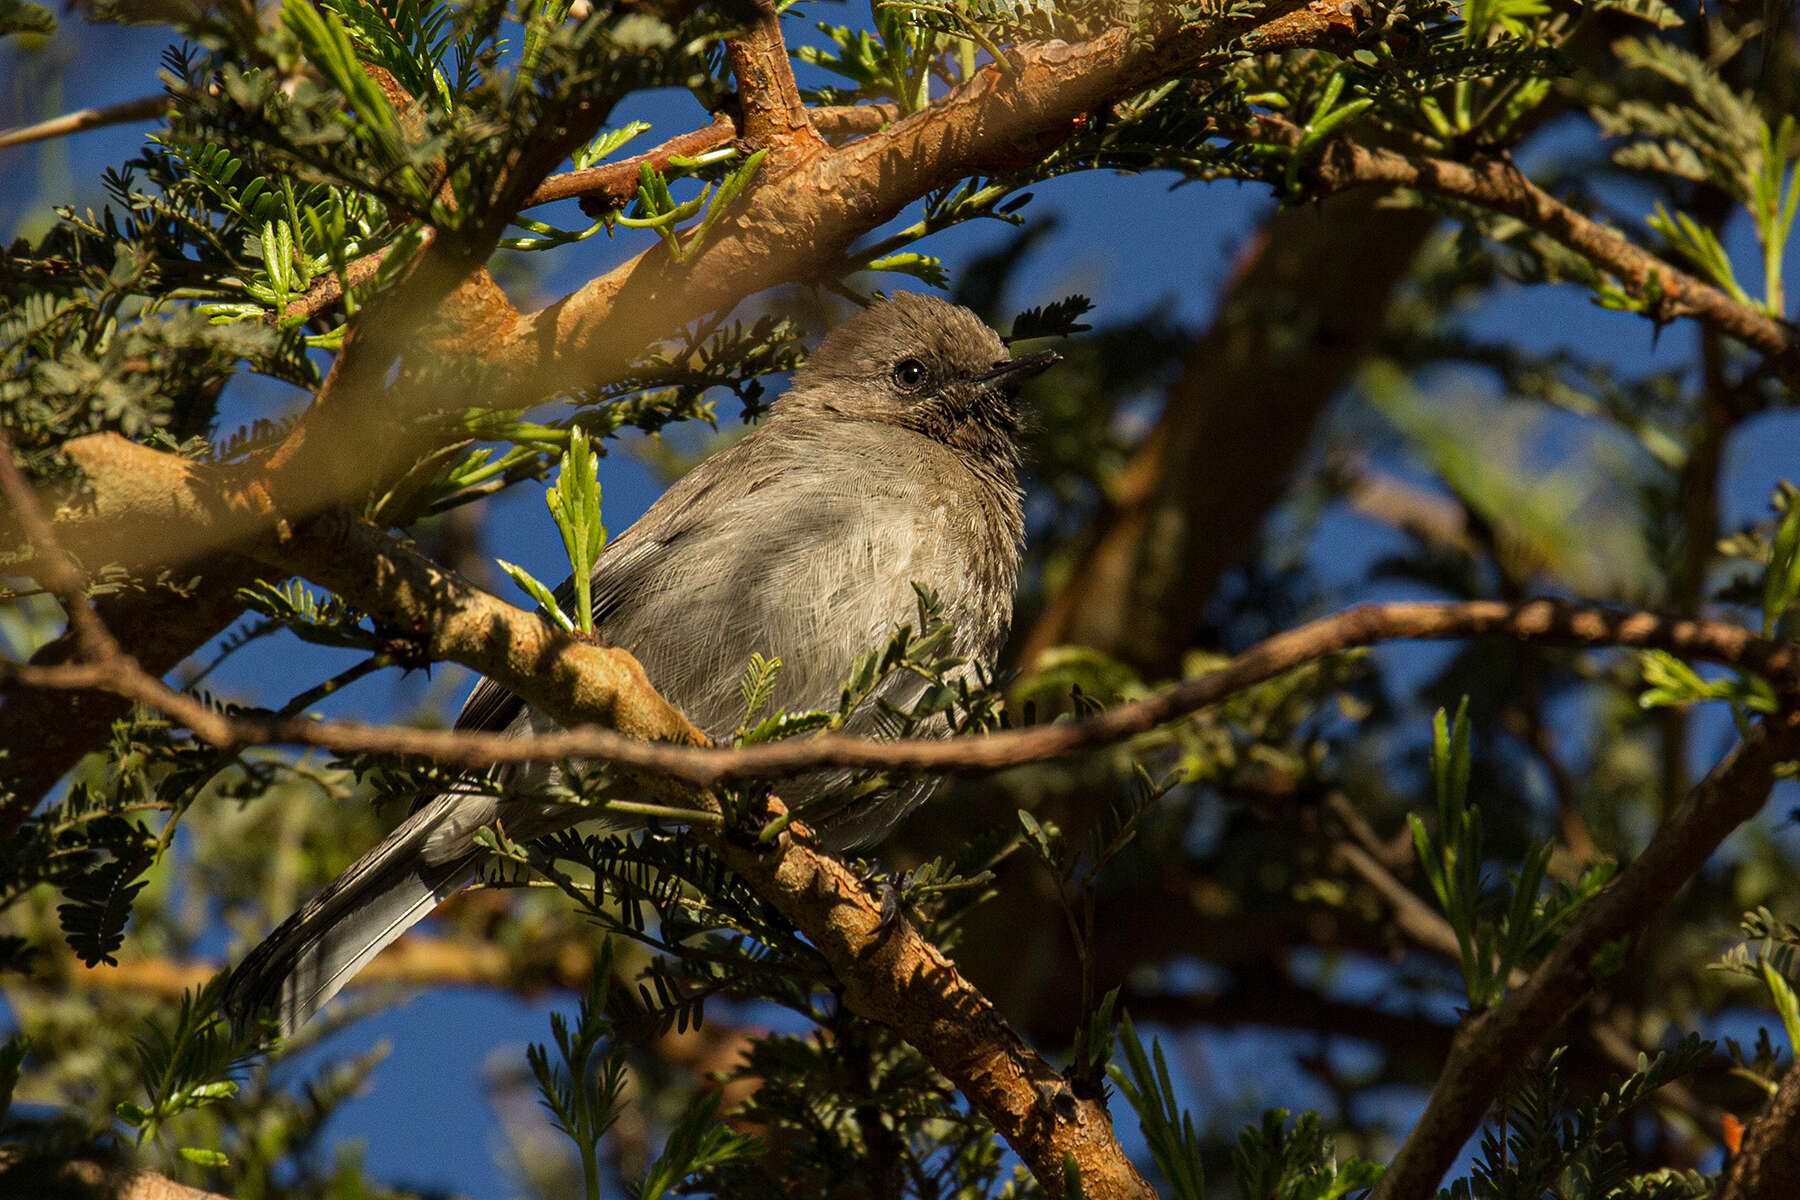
[525,111,741,210]
[1248,116,1800,379]
[0,429,120,665]
[0,94,168,150]
[7,597,1796,785]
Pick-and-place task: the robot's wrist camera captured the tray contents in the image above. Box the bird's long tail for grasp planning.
[224,793,487,1038]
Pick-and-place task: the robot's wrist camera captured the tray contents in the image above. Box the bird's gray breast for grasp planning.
[594,419,1021,741]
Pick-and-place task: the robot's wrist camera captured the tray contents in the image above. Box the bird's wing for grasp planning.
[448,432,783,739]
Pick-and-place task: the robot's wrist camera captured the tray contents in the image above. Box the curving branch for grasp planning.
[1267,121,1800,379]
[10,575,1797,793]
[489,1,1350,398]
[697,794,1155,1199]
[10,2,1360,585]
[1370,709,1800,1200]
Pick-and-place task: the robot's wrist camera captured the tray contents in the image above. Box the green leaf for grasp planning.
[1760,958,1800,1054]
[639,1090,763,1200]
[1637,649,1778,714]
[543,428,605,633]
[177,1146,230,1167]
[864,251,948,286]
[738,652,783,727]
[1646,204,1752,305]
[529,956,630,1200]
[1110,1013,1206,1200]
[573,120,652,170]
[497,560,574,632]
[57,831,155,968]
[1588,0,1683,26]
[692,148,764,250]
[1762,497,1800,636]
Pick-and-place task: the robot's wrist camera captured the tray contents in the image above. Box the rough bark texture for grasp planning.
[0,1151,227,1200]
[1716,1062,1800,1200]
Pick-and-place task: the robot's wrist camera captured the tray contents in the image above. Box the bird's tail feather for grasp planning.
[225,796,485,1038]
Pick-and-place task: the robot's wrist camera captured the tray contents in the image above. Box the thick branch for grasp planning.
[278,102,901,324]
[696,800,1154,1199]
[1371,710,1800,1200]
[1716,1061,1800,1200]
[722,0,824,152]
[272,513,707,751]
[17,4,1358,583]
[0,1151,226,1200]
[490,0,1336,395]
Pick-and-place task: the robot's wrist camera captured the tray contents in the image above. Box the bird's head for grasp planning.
[776,292,1059,467]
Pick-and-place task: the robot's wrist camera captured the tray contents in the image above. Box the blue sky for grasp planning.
[4,8,1799,1196]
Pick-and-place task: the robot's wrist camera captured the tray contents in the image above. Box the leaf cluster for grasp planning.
[1438,1038,1714,1200]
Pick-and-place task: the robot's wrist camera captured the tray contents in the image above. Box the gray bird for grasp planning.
[225,292,1057,1035]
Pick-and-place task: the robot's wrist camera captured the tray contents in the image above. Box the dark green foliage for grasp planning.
[1112,1014,1208,1200]
[54,823,155,968]
[1009,295,1095,343]
[1437,1039,1714,1200]
[1233,1109,1384,1200]
[0,1035,26,1127]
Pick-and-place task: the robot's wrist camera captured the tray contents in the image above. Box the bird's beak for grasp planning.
[978,349,1061,387]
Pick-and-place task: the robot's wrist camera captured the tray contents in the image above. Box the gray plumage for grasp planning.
[224,292,1055,1035]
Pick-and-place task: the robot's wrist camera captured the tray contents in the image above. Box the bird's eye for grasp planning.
[891,358,928,392]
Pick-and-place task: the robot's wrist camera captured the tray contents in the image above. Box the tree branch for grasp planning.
[722,0,824,152]
[1716,1060,1800,1200]
[0,555,263,806]
[8,590,1795,790]
[1370,709,1800,1200]
[1284,126,1800,378]
[0,94,168,150]
[526,110,742,209]
[0,1151,227,1200]
[694,797,1155,1199]
[276,101,903,326]
[12,4,1357,585]
[488,0,1336,397]
[16,532,1794,1197]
